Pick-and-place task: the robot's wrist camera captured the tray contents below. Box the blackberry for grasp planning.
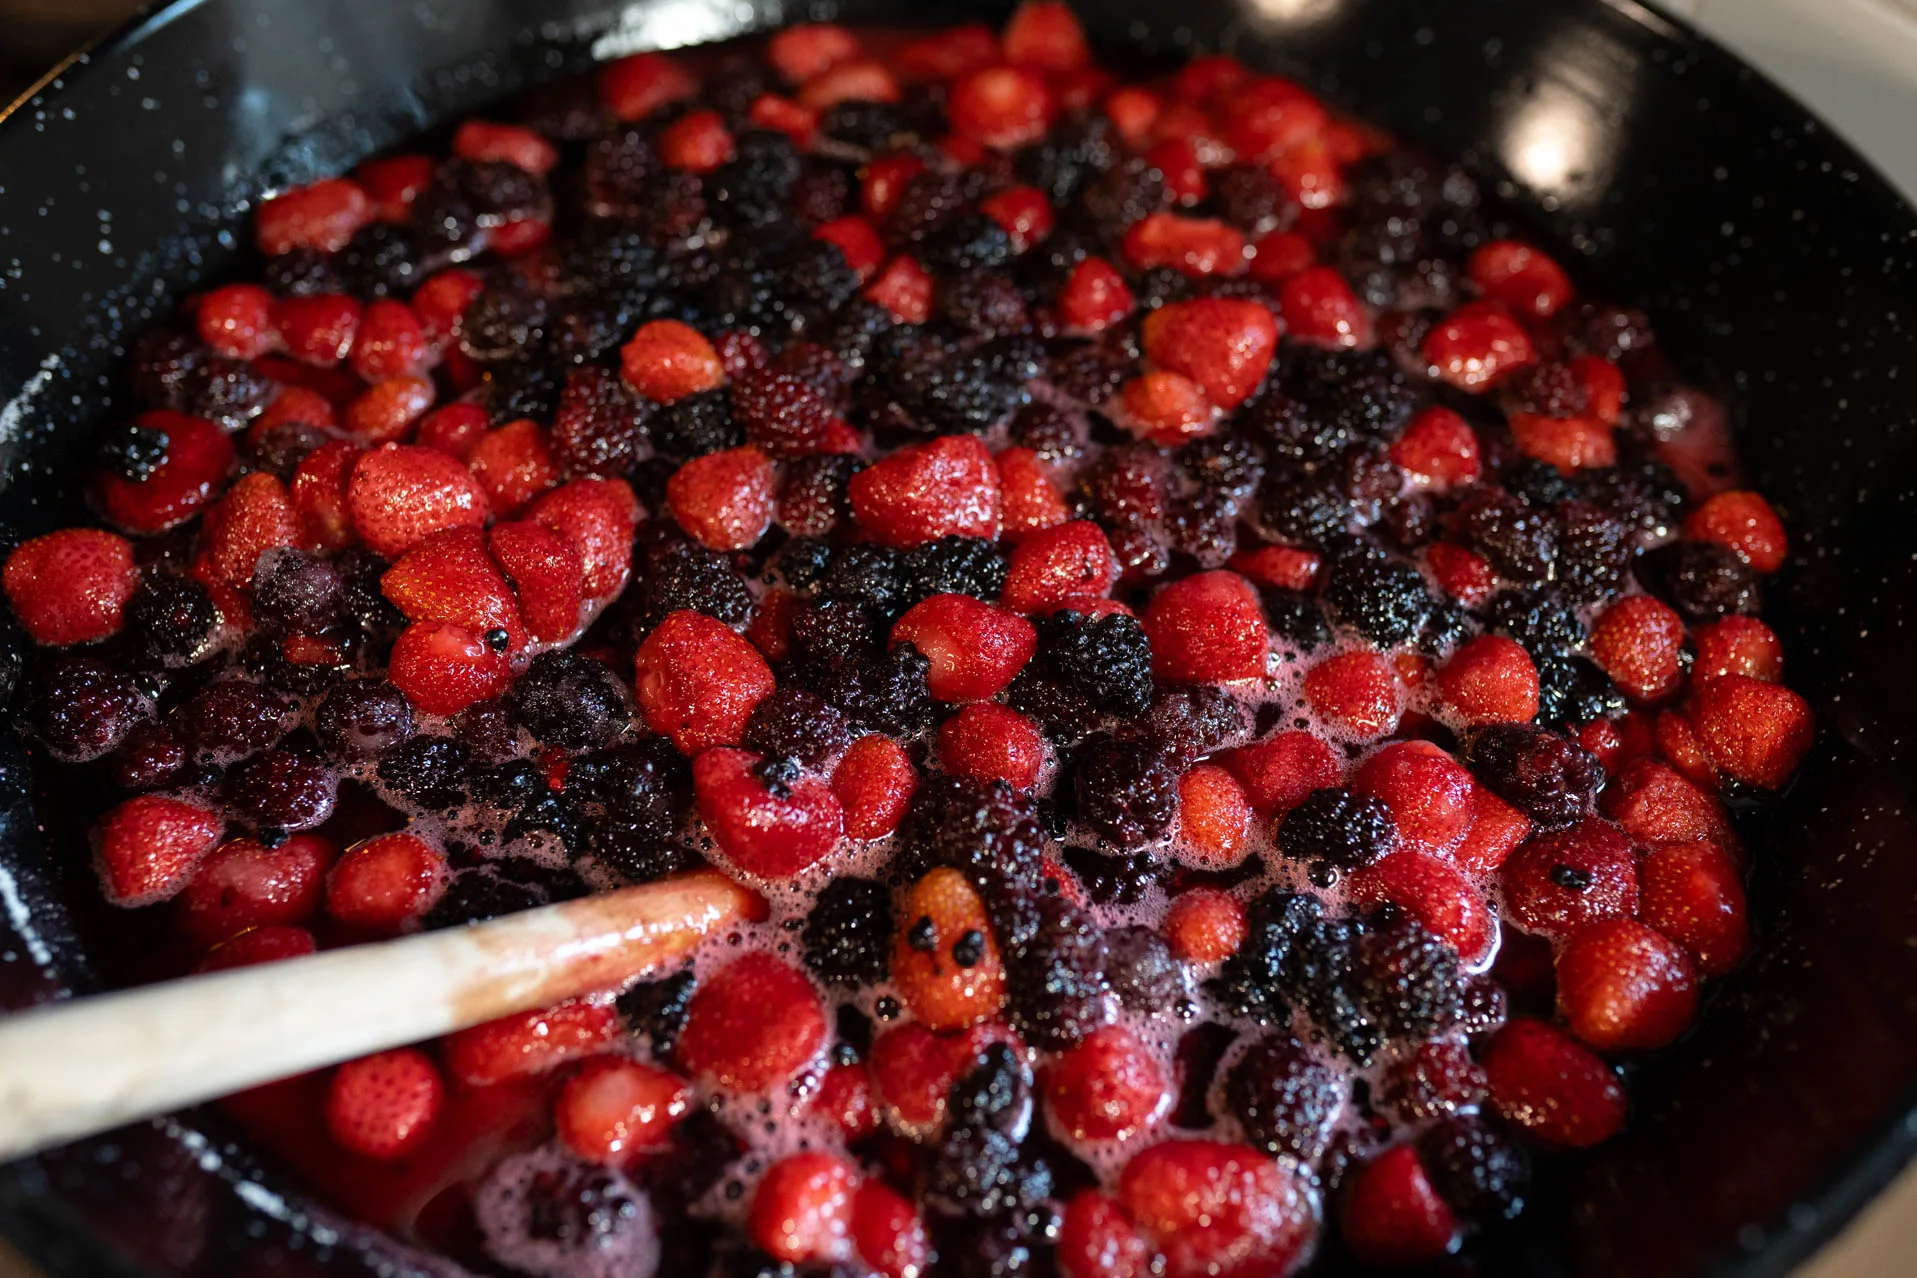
[1223,1034,1346,1160]
[743,688,851,767]
[1010,403,1084,464]
[1484,587,1585,656]
[1035,610,1153,718]
[1168,489,1239,566]
[1501,457,1579,509]
[558,220,661,298]
[1074,734,1179,849]
[1262,590,1334,651]
[1132,266,1193,310]
[887,169,978,244]
[461,280,551,364]
[1061,844,1158,906]
[816,644,937,735]
[1079,157,1167,237]
[1416,1117,1529,1223]
[1286,913,1386,1064]
[474,760,547,810]
[424,871,548,930]
[903,536,1008,607]
[707,129,801,230]
[339,548,406,635]
[1555,500,1631,603]
[1294,348,1422,439]
[551,366,646,476]
[250,550,345,636]
[1534,654,1626,731]
[900,337,1043,436]
[1382,492,1438,549]
[262,246,344,297]
[1208,890,1325,1024]
[790,599,881,670]
[586,822,691,884]
[519,1164,644,1249]
[1456,489,1557,583]
[896,776,1048,896]
[1177,435,1266,503]
[455,157,545,221]
[1563,301,1655,363]
[126,328,204,410]
[819,543,909,616]
[632,538,755,636]
[819,100,911,152]
[27,656,149,760]
[925,1048,1050,1217]
[335,222,421,296]
[1004,667,1106,747]
[1137,686,1250,769]
[1015,112,1119,204]
[183,356,275,425]
[1579,459,1686,542]
[649,389,742,459]
[1103,925,1186,1011]
[246,419,329,480]
[179,680,296,760]
[1322,543,1433,646]
[616,969,697,1052]
[922,213,1016,275]
[1354,915,1464,1038]
[224,749,336,830]
[123,574,217,661]
[1278,788,1398,870]
[801,876,894,987]
[483,359,562,423]
[566,741,691,847]
[940,274,1030,338]
[1418,601,1474,657]
[1507,362,1588,418]
[93,422,169,482]
[1462,723,1603,829]
[1211,165,1290,234]
[377,735,473,811]
[1260,476,1350,548]
[456,697,522,762]
[511,651,625,750]
[776,240,863,318]
[777,457,859,539]
[110,723,186,790]
[1003,896,1111,1050]
[1637,539,1759,624]
[1242,394,1349,466]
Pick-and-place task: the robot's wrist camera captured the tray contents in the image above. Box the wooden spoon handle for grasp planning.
[0,870,756,1161]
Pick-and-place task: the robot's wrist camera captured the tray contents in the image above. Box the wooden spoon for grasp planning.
[0,869,758,1161]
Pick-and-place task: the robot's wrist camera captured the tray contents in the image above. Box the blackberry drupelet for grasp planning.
[1484,587,1585,656]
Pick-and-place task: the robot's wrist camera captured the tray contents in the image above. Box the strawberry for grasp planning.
[382,527,528,652]
[1000,521,1115,614]
[1340,1145,1458,1268]
[812,215,886,280]
[1280,265,1369,348]
[1056,256,1136,332]
[658,109,735,171]
[3,528,138,646]
[1147,138,1207,204]
[851,436,1003,547]
[750,1151,860,1265]
[1684,490,1788,574]
[349,298,429,381]
[466,419,559,518]
[411,268,484,344]
[1572,355,1627,424]
[196,283,278,360]
[891,594,1037,701]
[95,795,225,906]
[1425,542,1497,606]
[768,22,862,81]
[1103,86,1161,148]
[273,294,362,368]
[1688,674,1813,789]
[1044,1024,1167,1143]
[890,869,1006,1031]
[598,51,698,120]
[325,831,446,931]
[1591,594,1686,701]
[1246,230,1315,284]
[1437,634,1539,725]
[1482,1018,1626,1147]
[948,65,1053,149]
[797,60,900,110]
[1176,765,1252,866]
[1638,840,1749,978]
[291,438,363,551]
[1348,849,1494,962]
[1423,300,1535,391]
[852,1182,931,1278]
[1509,412,1616,474]
[1603,755,1737,854]
[864,255,936,324]
[634,611,776,753]
[250,385,337,440]
[1140,298,1277,409]
[1657,706,1721,788]
[344,375,436,443]
[1221,76,1327,159]
[747,93,819,147]
[191,472,302,607]
[94,411,235,534]
[1352,740,1476,857]
[1221,730,1341,815]
[357,154,435,222]
[620,320,725,402]
[666,445,776,550]
[256,178,370,255]
[488,520,584,643]
[445,998,621,1086]
[1303,649,1401,737]
[1389,406,1482,491]
[388,621,515,716]
[979,184,1054,251]
[1450,786,1532,875]
[325,1048,444,1161]
[1143,570,1268,683]
[1003,0,1089,70]
[346,444,489,560]
[451,119,558,175]
[991,453,1067,548]
[1467,240,1574,319]
[694,747,845,879]
[870,1021,1021,1137]
[675,951,827,1092]
[555,1057,691,1165]
[1227,544,1321,593]
[899,24,1000,82]
[862,153,929,219]
[1556,918,1699,1050]
[811,1062,878,1141]
[832,734,918,839]
[1163,887,1247,963]
[937,702,1045,790]
[177,834,334,946]
[528,477,641,602]
[198,924,316,971]
[1499,819,1640,942]
[1058,1191,1152,1278]
[1117,1139,1318,1278]
[1123,212,1249,278]
[1691,614,1784,684]
[1120,371,1216,445]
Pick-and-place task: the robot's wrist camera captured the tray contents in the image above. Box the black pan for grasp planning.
[1,1,1915,1274]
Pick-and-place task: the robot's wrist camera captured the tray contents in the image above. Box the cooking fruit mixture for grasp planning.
[4,5,1816,1275]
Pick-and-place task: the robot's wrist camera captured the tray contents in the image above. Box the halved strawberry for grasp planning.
[291,439,364,552]
[555,1056,691,1166]
[96,794,225,906]
[489,520,584,643]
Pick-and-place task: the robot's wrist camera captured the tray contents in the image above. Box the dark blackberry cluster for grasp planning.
[1501,457,1577,509]
[336,223,423,297]
[789,598,882,671]
[561,740,692,875]
[1001,895,1112,1050]
[879,335,1045,436]
[812,643,937,736]
[27,657,149,760]
[1278,788,1399,871]
[1102,925,1186,1011]
[801,876,894,988]
[819,100,912,152]
[93,422,169,482]
[743,688,851,768]
[940,274,1029,339]
[707,130,801,230]
[250,551,346,636]
[1224,1034,1346,1160]
[1031,609,1154,720]
[921,213,1016,275]
[629,537,755,636]
[1073,734,1180,849]
[123,575,218,662]
[315,679,415,761]
[424,870,551,930]
[1263,590,1335,651]
[1322,542,1434,647]
[1534,654,1627,731]
[902,536,1008,607]
[1637,539,1760,623]
[1579,458,1687,542]
[377,735,472,812]
[1455,490,1558,583]
[1354,915,1465,1038]
[180,680,297,760]
[896,776,1048,898]
[511,651,626,750]
[1287,347,1424,441]
[551,366,647,476]
[616,969,697,1053]
[1463,723,1604,829]
[923,1044,1051,1217]
[1015,112,1119,204]
[1554,500,1632,602]
[1483,587,1585,656]
[818,543,908,617]
[1260,476,1351,549]
[1416,1117,1530,1223]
